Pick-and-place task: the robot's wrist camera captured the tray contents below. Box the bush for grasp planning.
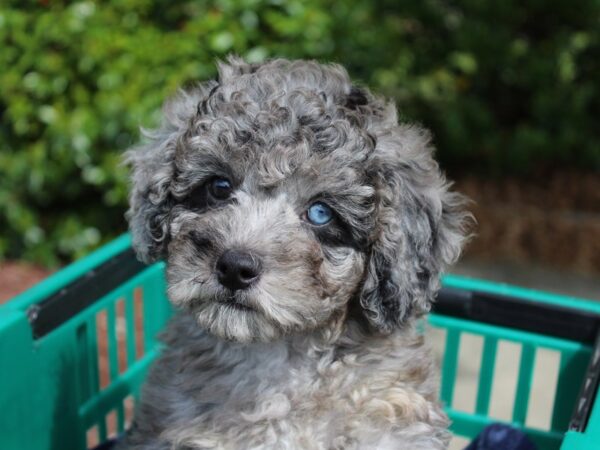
[1,0,599,265]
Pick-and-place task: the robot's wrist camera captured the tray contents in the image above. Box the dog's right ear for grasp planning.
[125,89,208,264]
[125,137,175,264]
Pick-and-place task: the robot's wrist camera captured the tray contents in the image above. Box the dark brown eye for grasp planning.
[208,177,233,200]
[185,176,234,210]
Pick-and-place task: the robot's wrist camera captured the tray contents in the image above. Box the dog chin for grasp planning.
[190,297,282,343]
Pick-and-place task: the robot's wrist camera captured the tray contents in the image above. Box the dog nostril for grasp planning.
[216,260,229,276]
[215,249,262,291]
[239,268,254,280]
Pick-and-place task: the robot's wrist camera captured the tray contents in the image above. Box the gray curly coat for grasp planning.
[120,56,471,450]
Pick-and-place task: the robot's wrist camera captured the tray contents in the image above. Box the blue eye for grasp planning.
[306,202,333,225]
[209,177,233,200]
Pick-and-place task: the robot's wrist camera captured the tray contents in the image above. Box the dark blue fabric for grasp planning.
[465,423,537,450]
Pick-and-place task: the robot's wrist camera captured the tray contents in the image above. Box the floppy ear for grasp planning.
[126,56,255,264]
[125,136,175,264]
[359,125,472,333]
[125,88,210,264]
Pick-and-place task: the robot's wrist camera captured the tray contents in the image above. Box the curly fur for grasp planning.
[121,56,471,450]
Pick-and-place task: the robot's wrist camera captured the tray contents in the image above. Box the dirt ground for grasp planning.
[0,261,52,305]
[455,171,600,276]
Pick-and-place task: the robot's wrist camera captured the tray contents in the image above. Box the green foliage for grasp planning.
[1,0,599,265]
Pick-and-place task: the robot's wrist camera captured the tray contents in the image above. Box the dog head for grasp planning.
[126,57,470,342]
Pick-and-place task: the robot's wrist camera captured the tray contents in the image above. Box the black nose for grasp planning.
[215,250,262,291]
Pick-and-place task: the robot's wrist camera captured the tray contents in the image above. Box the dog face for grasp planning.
[163,133,373,342]
[127,57,470,342]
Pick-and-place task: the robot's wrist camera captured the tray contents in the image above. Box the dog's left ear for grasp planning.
[359,125,472,333]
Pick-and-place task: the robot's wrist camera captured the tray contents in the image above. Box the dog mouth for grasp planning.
[217,294,256,312]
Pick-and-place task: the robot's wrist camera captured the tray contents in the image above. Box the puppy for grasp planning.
[121,56,470,450]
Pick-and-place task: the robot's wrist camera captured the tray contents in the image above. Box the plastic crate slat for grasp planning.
[106,302,119,383]
[475,336,498,415]
[76,323,92,404]
[441,329,461,407]
[125,291,136,367]
[87,316,100,398]
[513,344,535,424]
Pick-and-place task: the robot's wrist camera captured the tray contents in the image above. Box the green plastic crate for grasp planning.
[1,234,599,450]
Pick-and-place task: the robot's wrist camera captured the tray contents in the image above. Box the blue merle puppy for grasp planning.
[121,56,470,450]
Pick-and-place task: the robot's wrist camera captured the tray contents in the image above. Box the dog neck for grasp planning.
[176,312,419,373]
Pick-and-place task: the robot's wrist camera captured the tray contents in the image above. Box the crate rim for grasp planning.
[3,234,133,314]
